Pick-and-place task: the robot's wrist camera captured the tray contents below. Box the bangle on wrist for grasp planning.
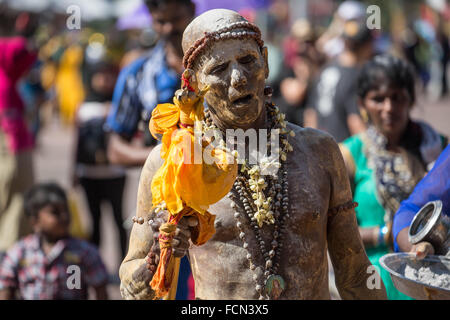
[378,225,388,246]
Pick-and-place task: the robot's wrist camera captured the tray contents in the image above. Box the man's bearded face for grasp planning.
[194,39,269,127]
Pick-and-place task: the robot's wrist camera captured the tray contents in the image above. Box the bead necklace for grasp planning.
[203,102,294,299]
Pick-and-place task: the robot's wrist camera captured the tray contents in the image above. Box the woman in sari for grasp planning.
[339,55,447,299]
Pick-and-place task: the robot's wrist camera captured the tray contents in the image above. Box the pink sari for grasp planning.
[0,37,36,154]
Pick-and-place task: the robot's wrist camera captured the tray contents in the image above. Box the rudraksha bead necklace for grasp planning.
[203,102,294,299]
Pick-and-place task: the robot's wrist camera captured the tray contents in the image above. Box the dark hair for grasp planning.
[343,19,373,50]
[145,0,193,11]
[24,183,69,218]
[83,61,119,102]
[358,54,416,104]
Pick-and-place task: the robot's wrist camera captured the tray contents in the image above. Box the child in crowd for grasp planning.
[0,183,109,299]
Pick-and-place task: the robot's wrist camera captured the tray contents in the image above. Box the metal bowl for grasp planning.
[408,200,450,256]
[379,253,450,300]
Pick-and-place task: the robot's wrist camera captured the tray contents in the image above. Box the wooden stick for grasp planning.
[163,257,181,300]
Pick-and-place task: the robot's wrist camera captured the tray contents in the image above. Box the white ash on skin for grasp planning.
[404,263,450,290]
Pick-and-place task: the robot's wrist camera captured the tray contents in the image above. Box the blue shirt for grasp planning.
[393,145,450,251]
[105,42,179,141]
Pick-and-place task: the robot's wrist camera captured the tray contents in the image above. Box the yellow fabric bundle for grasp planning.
[148,73,237,298]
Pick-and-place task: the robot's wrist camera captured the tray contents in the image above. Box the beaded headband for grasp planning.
[182,21,265,70]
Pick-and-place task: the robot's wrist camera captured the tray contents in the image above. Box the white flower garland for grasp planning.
[203,105,295,227]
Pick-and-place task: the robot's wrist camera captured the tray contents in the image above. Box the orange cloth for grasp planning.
[148,89,237,298]
[151,123,237,216]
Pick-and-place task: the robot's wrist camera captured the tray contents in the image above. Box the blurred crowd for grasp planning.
[0,0,449,300]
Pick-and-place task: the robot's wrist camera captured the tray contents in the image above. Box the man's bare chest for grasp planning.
[188,159,333,299]
[207,163,331,253]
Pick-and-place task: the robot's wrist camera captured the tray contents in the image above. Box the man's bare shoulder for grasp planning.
[142,143,164,174]
[286,123,339,161]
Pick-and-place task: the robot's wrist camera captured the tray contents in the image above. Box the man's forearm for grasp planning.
[335,260,387,300]
[328,209,387,300]
[119,259,155,300]
[330,225,388,299]
[325,133,387,300]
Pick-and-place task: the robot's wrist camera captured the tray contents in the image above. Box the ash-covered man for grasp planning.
[119,9,387,300]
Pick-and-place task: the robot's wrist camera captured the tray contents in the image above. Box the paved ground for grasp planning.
[32,94,450,300]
